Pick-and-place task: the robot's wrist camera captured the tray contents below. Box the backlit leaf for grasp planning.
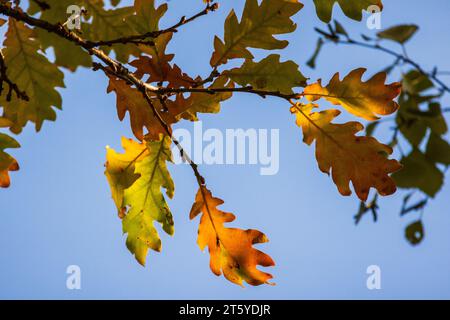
[105,137,148,215]
[107,76,232,140]
[210,0,303,67]
[224,54,306,94]
[304,68,401,121]
[107,75,174,140]
[27,0,92,71]
[190,186,275,286]
[0,132,20,188]
[108,135,175,266]
[291,103,402,201]
[312,0,383,23]
[0,19,65,133]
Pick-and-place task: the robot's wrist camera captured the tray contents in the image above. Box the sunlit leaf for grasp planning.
[210,0,303,66]
[0,19,65,133]
[224,54,306,94]
[312,0,383,23]
[291,103,402,201]
[0,132,20,188]
[304,68,401,121]
[190,186,275,286]
[105,137,148,215]
[106,135,175,266]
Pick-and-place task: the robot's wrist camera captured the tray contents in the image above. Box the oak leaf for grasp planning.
[107,76,233,140]
[106,135,175,266]
[291,103,402,201]
[210,0,303,67]
[28,0,92,71]
[0,133,20,188]
[0,19,65,133]
[377,24,418,44]
[131,49,195,88]
[81,1,138,63]
[105,137,148,214]
[304,68,401,121]
[392,148,443,198]
[107,75,174,140]
[312,0,383,23]
[190,186,275,286]
[224,54,306,94]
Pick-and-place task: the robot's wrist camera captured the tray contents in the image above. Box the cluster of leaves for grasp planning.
[309,20,450,245]
[0,0,445,286]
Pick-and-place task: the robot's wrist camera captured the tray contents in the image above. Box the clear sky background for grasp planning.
[1,0,450,299]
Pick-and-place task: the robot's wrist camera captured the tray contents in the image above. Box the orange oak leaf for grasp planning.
[107,76,233,140]
[304,68,401,120]
[131,54,195,88]
[190,186,275,286]
[0,133,20,188]
[291,103,402,201]
[107,75,175,140]
[131,33,195,88]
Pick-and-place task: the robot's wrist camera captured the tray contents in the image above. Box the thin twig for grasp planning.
[334,38,450,93]
[0,4,207,189]
[85,1,219,49]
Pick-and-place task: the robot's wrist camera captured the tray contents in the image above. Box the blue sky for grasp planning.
[1,0,450,299]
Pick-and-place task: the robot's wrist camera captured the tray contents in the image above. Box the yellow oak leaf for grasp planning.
[304,68,401,121]
[190,186,275,286]
[291,103,402,201]
[0,133,20,188]
[106,135,174,266]
[105,137,148,215]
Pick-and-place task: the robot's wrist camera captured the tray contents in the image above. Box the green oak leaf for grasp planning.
[225,54,306,94]
[122,135,175,266]
[393,149,443,197]
[210,0,303,66]
[313,0,383,23]
[28,0,92,71]
[377,24,419,44]
[0,19,65,133]
[426,133,450,166]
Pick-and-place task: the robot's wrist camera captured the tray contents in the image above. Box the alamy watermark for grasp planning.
[66,265,81,290]
[172,122,280,176]
[366,5,382,30]
[366,265,381,290]
[65,5,85,30]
